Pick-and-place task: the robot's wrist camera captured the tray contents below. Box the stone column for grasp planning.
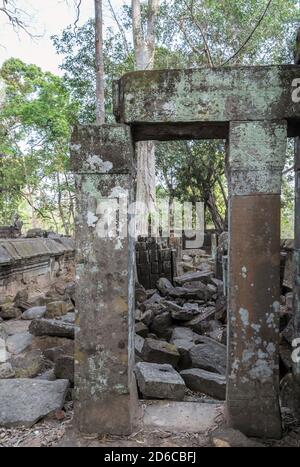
[294,137,300,375]
[227,121,287,438]
[71,124,137,435]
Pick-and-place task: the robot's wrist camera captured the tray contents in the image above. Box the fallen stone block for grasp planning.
[156,278,174,296]
[180,368,226,399]
[6,332,33,355]
[135,334,145,359]
[190,339,226,375]
[21,306,47,320]
[0,303,22,320]
[11,350,45,378]
[29,319,75,339]
[185,307,216,333]
[210,427,264,447]
[172,338,194,370]
[58,312,76,324]
[45,301,69,319]
[135,321,148,338]
[174,270,214,286]
[135,362,185,400]
[0,379,69,427]
[2,320,30,335]
[54,355,74,385]
[170,327,196,342]
[150,311,173,339]
[0,362,15,379]
[142,338,180,367]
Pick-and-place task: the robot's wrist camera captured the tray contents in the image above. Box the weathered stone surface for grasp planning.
[0,379,69,427]
[172,338,194,370]
[3,319,30,335]
[45,301,68,319]
[58,312,76,324]
[210,427,264,448]
[31,336,74,355]
[0,303,21,320]
[6,332,33,355]
[185,307,216,333]
[135,334,145,359]
[29,319,75,339]
[181,368,226,400]
[142,338,180,367]
[71,124,137,435]
[54,355,74,384]
[156,278,174,296]
[135,362,185,400]
[21,306,46,320]
[115,66,300,134]
[11,350,45,378]
[174,270,214,286]
[170,327,196,343]
[35,369,56,381]
[190,339,226,375]
[0,362,15,379]
[150,311,172,339]
[280,373,300,419]
[164,301,195,321]
[135,321,148,337]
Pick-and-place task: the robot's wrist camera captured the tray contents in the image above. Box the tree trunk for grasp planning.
[132,0,159,237]
[94,0,105,124]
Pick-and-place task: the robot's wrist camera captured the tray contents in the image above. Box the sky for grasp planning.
[0,0,129,75]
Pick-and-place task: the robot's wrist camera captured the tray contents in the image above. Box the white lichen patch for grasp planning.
[87,154,113,173]
[241,266,247,278]
[87,211,98,228]
[239,307,249,327]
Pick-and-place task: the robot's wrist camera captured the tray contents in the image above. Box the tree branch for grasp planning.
[221,0,273,66]
[107,0,130,56]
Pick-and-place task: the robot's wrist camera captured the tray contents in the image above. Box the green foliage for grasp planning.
[0,58,78,232]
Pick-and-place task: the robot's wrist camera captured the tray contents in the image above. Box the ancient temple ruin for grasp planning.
[71,65,300,438]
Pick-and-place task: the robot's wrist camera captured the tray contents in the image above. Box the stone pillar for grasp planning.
[71,124,137,435]
[294,137,300,375]
[227,121,287,438]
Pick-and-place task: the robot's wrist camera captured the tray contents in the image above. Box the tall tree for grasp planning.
[132,0,159,236]
[94,0,105,124]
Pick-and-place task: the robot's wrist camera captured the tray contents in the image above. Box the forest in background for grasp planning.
[0,0,298,237]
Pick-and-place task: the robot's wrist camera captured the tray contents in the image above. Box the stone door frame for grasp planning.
[71,65,300,438]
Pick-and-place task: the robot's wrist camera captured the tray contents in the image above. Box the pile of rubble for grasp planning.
[134,267,227,402]
[0,281,76,428]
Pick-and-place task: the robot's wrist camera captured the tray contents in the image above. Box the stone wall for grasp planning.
[136,238,177,289]
[0,237,75,298]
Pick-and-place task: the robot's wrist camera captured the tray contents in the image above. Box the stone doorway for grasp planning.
[71,65,300,439]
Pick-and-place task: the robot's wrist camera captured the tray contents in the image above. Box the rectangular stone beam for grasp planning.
[114,66,300,140]
[70,124,137,435]
[227,120,287,439]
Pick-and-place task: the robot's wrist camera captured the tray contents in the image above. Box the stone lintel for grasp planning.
[114,66,300,136]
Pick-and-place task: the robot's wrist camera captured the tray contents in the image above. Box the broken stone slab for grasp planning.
[210,427,264,447]
[174,270,214,286]
[156,278,174,296]
[58,312,76,324]
[168,284,208,301]
[54,355,74,385]
[45,301,69,319]
[163,301,195,321]
[135,334,145,359]
[141,338,180,367]
[172,338,194,370]
[150,311,173,339]
[135,362,185,400]
[6,332,33,355]
[2,320,30,335]
[135,321,148,337]
[170,327,197,343]
[0,362,15,379]
[0,379,69,427]
[190,339,227,375]
[21,306,47,320]
[31,336,74,355]
[29,319,75,339]
[11,350,45,378]
[185,307,216,333]
[180,368,226,400]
